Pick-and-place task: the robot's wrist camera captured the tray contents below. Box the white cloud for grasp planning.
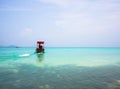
[36,0,119,46]
[36,0,120,35]
[55,11,118,31]
[52,0,120,29]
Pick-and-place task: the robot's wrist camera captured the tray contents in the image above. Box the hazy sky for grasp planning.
[0,0,120,47]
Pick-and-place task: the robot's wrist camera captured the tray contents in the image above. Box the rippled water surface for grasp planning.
[0,47,120,89]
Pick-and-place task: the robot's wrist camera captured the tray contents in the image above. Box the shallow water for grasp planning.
[0,47,120,89]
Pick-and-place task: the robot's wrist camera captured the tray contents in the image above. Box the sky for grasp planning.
[0,0,120,47]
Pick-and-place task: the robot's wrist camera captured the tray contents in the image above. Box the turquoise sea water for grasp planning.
[0,47,120,89]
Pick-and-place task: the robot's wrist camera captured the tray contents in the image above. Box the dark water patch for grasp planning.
[0,64,120,89]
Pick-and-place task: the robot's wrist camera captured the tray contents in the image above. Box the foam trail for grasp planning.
[19,52,36,57]
[19,53,30,57]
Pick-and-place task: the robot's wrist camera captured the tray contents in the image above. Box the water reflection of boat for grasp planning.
[36,53,44,63]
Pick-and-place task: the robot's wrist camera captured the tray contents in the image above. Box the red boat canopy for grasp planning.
[37,41,44,44]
